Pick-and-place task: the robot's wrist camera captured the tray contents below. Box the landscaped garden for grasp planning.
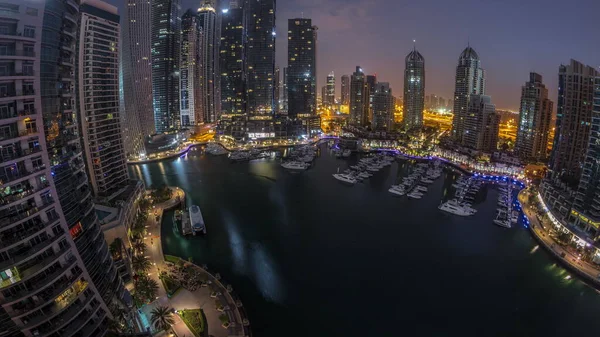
[180,309,207,337]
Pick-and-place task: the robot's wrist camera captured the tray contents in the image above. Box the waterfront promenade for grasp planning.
[519,190,600,288]
[140,187,248,337]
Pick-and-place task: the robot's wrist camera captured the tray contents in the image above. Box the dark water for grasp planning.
[130,145,600,337]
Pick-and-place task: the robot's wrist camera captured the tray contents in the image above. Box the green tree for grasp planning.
[135,275,159,302]
[132,241,147,256]
[150,306,174,332]
[109,238,123,260]
[132,255,151,274]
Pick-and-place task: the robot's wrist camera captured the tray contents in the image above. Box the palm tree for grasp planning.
[135,275,159,302]
[150,306,174,332]
[132,255,151,274]
[132,241,147,255]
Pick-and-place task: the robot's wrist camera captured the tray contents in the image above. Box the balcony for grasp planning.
[0,128,38,143]
[0,230,65,273]
[1,265,80,305]
[0,31,36,41]
[0,214,59,249]
[34,292,97,337]
[0,197,55,230]
[0,180,49,209]
[0,147,42,164]
[63,12,76,24]
[0,70,35,78]
[0,108,36,121]
[69,313,107,337]
[0,50,36,59]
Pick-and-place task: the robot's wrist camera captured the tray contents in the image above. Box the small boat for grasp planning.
[407,192,423,199]
[281,161,310,171]
[415,185,428,192]
[438,199,477,216]
[389,188,406,196]
[189,205,206,235]
[494,219,511,228]
[333,173,357,185]
[342,149,351,158]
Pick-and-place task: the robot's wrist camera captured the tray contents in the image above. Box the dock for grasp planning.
[181,210,192,236]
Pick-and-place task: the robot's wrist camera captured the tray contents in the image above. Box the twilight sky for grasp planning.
[111,0,600,111]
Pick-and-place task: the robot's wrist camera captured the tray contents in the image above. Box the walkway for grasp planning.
[519,190,600,287]
[140,187,247,337]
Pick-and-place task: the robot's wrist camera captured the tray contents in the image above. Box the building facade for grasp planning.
[0,1,125,336]
[515,73,553,162]
[281,66,288,114]
[121,0,152,155]
[549,59,598,185]
[372,82,394,131]
[350,66,368,126]
[287,18,317,118]
[451,46,485,143]
[180,9,202,126]
[151,0,181,133]
[341,74,350,105]
[220,6,245,116]
[246,0,276,115]
[402,48,425,129]
[198,3,218,123]
[571,77,600,237]
[326,71,335,106]
[274,65,280,113]
[462,95,499,152]
[77,1,130,199]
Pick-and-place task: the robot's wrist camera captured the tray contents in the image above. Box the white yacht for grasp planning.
[206,143,228,156]
[438,199,477,216]
[421,178,434,184]
[342,149,351,157]
[358,172,370,179]
[415,185,428,192]
[333,173,357,185]
[407,191,423,199]
[366,166,380,172]
[389,187,406,196]
[494,219,512,228]
[281,161,309,171]
[230,151,251,161]
[189,205,206,235]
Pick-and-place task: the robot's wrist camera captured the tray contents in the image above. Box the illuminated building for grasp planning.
[341,74,350,105]
[350,66,368,126]
[180,10,202,125]
[198,3,218,123]
[287,18,317,118]
[451,46,485,142]
[402,47,425,129]
[77,1,130,199]
[121,0,151,155]
[0,1,126,336]
[515,73,553,161]
[462,95,499,152]
[366,74,376,123]
[220,6,245,115]
[326,71,335,106]
[372,83,394,131]
[282,66,288,114]
[274,66,280,113]
[549,59,598,184]
[246,0,276,115]
[151,0,181,133]
[571,77,600,235]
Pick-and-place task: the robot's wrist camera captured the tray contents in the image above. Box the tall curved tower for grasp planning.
[402,48,425,129]
[451,46,485,142]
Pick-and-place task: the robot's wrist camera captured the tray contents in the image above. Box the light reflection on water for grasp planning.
[251,242,285,303]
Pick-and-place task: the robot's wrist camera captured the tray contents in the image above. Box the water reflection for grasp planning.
[222,210,248,274]
[251,243,285,303]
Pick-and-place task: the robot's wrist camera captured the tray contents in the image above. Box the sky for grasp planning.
[111,0,600,111]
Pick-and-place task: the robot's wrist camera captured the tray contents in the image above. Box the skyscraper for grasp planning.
[326,71,335,106]
[151,0,181,133]
[372,83,394,131]
[122,0,153,149]
[246,0,276,115]
[402,47,425,129]
[180,9,202,126]
[77,0,130,199]
[366,74,377,123]
[462,95,499,152]
[220,6,245,115]
[274,66,280,113]
[515,73,553,161]
[350,66,368,126]
[198,3,218,123]
[0,1,125,336]
[451,46,485,142]
[287,18,317,118]
[341,75,350,105]
[549,60,599,184]
[321,86,327,107]
[282,66,289,113]
[571,77,600,234]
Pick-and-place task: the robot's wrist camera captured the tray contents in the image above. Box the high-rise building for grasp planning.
[198,3,218,123]
[366,74,377,123]
[571,77,600,235]
[151,0,181,133]
[321,86,327,107]
[274,66,280,113]
[246,0,276,115]
[341,74,350,105]
[326,71,335,106]
[220,6,245,115]
[282,66,288,114]
[77,0,129,199]
[287,18,317,118]
[122,0,153,151]
[180,10,202,126]
[372,82,394,131]
[350,66,368,126]
[402,48,425,129]
[0,1,126,336]
[549,60,599,184]
[451,46,485,142]
[515,73,553,161]
[462,95,499,152]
